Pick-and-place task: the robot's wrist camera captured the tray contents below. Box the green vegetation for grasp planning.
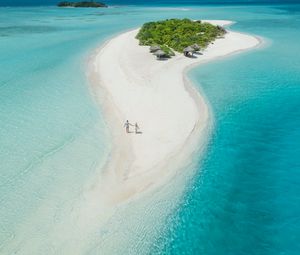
[136,19,226,55]
[160,45,175,57]
[57,1,107,7]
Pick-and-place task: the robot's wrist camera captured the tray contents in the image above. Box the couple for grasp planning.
[124,120,141,134]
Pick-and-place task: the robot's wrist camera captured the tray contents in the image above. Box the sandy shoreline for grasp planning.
[87,20,261,204]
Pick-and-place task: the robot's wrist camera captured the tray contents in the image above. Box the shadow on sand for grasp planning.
[156,57,169,61]
[194,52,203,55]
[185,54,198,59]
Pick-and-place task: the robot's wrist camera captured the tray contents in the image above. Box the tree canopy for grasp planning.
[136,19,226,54]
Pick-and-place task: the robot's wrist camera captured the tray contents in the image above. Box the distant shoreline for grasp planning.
[87,20,261,204]
[57,1,107,8]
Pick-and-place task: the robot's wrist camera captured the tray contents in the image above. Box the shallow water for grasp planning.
[0,4,299,255]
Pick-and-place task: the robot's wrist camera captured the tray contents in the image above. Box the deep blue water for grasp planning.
[0,3,299,255]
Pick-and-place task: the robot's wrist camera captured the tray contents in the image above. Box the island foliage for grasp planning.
[136,19,226,55]
[57,1,107,7]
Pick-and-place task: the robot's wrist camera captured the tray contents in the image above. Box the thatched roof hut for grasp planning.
[184,46,195,52]
[150,45,161,53]
[153,49,167,59]
[191,43,201,51]
[183,46,195,56]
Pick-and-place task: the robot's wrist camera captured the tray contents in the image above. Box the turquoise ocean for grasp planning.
[0,3,300,254]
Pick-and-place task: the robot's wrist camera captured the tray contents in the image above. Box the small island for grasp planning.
[136,18,226,58]
[90,19,260,214]
[57,1,107,8]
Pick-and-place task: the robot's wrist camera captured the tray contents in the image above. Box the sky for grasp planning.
[1,0,300,6]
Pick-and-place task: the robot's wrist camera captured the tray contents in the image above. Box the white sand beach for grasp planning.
[88,20,260,204]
